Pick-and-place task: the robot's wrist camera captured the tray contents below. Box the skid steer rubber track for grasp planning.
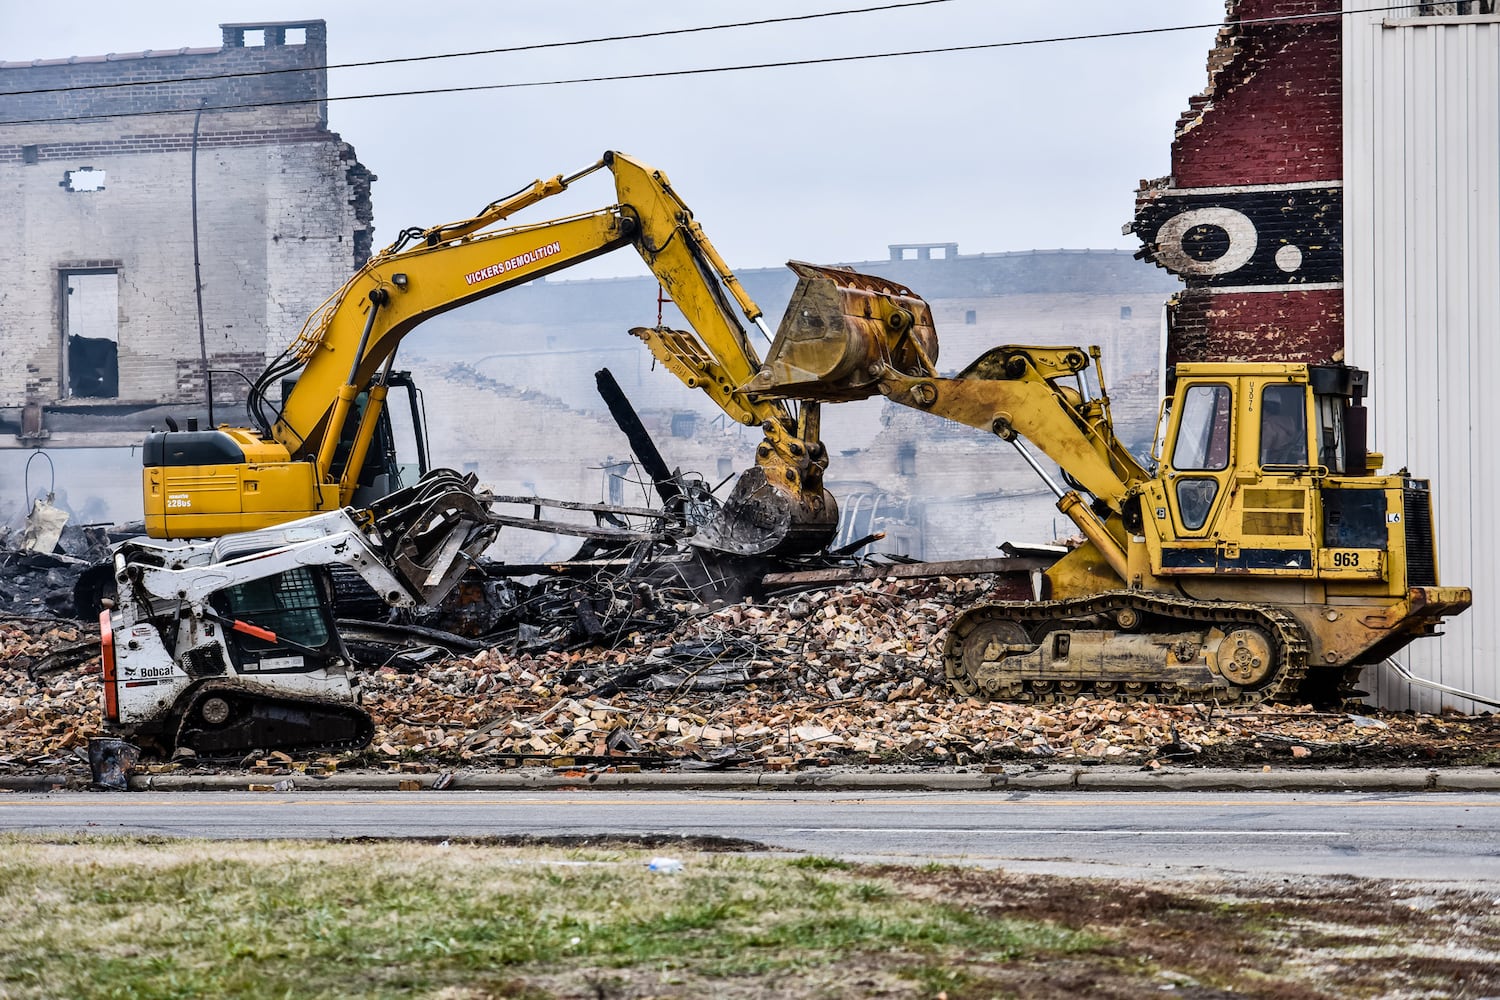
[172,681,375,758]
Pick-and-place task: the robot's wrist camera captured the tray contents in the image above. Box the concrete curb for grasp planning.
[0,776,68,793]
[103,766,1500,794]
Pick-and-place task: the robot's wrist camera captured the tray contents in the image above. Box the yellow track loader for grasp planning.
[747,263,1471,705]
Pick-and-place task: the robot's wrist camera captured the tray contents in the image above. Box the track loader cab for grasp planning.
[1138,362,1433,594]
[1143,363,1365,577]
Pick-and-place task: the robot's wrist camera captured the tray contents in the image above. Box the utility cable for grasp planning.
[0,3,1434,127]
[0,0,959,97]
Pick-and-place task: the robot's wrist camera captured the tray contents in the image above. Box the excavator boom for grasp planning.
[143,153,926,556]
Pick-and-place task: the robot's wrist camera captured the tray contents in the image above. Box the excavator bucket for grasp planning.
[745,261,939,402]
[694,466,839,557]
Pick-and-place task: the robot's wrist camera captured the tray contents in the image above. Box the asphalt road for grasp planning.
[6,788,1500,886]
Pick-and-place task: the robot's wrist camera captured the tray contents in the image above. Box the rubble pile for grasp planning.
[5,576,1497,778]
[0,617,97,773]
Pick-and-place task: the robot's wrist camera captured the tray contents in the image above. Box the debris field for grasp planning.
[4,573,1498,780]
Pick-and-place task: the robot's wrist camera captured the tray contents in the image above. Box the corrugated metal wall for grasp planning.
[1343,5,1500,711]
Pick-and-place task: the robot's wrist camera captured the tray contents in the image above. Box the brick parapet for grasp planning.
[0,23,327,130]
[1129,0,1344,364]
[1175,0,1342,182]
[0,127,340,164]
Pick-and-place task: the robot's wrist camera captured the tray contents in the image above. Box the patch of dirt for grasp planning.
[857,866,1500,1000]
[393,866,1500,1000]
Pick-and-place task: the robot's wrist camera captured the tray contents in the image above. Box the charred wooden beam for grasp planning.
[760,556,1054,589]
[595,367,682,507]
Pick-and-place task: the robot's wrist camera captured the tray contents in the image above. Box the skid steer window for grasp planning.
[1171,384,1232,471]
[215,568,331,659]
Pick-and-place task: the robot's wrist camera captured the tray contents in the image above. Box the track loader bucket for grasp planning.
[745,261,939,402]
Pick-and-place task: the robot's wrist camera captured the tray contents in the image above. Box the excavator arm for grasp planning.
[745,262,1147,571]
[156,151,908,553]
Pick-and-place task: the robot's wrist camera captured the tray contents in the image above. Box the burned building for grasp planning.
[0,20,374,452]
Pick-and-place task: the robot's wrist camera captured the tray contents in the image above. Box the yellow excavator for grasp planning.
[143,152,927,556]
[747,263,1472,705]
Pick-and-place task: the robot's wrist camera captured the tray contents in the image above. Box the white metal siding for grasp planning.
[1344,6,1500,711]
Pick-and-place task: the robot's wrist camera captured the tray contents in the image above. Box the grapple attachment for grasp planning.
[368,469,499,607]
[745,261,939,401]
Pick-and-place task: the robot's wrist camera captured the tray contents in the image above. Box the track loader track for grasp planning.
[942,592,1310,706]
[172,681,375,758]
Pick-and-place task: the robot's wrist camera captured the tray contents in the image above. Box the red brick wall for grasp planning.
[1166,288,1343,363]
[1131,0,1344,366]
[1174,0,1343,187]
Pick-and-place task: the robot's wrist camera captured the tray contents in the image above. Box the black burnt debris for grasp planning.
[0,514,119,619]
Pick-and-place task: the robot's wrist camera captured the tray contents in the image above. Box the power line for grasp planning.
[0,4,1418,128]
[0,0,959,98]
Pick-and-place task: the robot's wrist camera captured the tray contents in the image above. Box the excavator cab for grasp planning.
[324,370,432,508]
[142,370,432,539]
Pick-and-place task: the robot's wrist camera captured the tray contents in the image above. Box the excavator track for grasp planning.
[943,592,1310,706]
[172,681,375,758]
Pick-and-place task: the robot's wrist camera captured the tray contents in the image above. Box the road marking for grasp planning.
[782,827,1351,837]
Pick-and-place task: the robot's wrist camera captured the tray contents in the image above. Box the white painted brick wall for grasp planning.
[0,137,361,406]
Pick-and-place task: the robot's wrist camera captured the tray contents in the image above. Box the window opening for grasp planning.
[63,269,120,399]
[1259,384,1308,467]
[964,310,977,325]
[61,167,106,192]
[1413,1,1495,13]
[1170,384,1232,471]
[897,443,917,476]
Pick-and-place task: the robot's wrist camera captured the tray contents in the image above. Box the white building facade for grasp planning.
[1343,3,1500,710]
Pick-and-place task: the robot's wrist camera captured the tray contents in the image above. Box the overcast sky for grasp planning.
[3,1,1225,278]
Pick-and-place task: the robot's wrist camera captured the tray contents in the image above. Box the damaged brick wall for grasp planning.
[1130,0,1343,365]
[0,21,376,431]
